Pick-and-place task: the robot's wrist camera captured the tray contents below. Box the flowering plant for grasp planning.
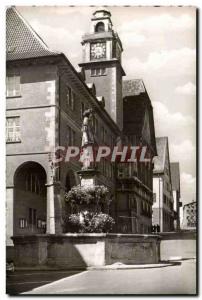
[67,211,115,233]
[64,185,110,206]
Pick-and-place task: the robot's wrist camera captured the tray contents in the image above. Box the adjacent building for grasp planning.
[6,7,158,253]
[170,162,182,231]
[115,80,157,233]
[182,201,196,229]
[152,137,174,232]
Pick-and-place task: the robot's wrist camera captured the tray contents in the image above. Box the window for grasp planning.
[104,129,107,144]
[66,87,71,106]
[130,196,137,212]
[25,172,45,195]
[71,90,75,110]
[66,86,75,110]
[37,219,46,229]
[19,218,27,229]
[29,208,37,226]
[67,126,76,146]
[95,22,105,32]
[6,74,21,97]
[91,68,106,77]
[92,116,98,135]
[153,193,156,203]
[6,117,20,143]
[101,126,105,143]
[81,102,85,119]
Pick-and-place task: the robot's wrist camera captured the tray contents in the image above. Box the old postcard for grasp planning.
[6,6,197,295]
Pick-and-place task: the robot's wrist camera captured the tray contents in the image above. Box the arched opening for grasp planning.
[95,22,105,33]
[14,162,47,235]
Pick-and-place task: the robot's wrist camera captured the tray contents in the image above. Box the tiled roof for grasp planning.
[6,7,60,61]
[123,79,157,155]
[123,79,146,98]
[153,137,168,173]
[170,162,180,192]
[123,97,145,136]
[184,201,196,208]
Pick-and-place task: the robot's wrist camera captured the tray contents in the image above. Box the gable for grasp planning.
[6,7,59,61]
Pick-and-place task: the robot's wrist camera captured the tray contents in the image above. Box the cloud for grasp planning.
[153,101,196,176]
[181,172,196,204]
[170,140,196,165]
[125,48,195,77]
[118,13,195,34]
[30,20,83,63]
[175,82,196,96]
[153,101,195,133]
[120,32,146,47]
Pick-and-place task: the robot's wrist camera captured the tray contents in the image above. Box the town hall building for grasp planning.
[6,7,158,255]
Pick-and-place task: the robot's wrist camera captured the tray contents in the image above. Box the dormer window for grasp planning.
[95,22,105,32]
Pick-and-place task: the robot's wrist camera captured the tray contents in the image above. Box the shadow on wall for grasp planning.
[11,235,88,270]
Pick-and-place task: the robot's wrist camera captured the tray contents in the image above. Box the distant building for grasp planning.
[170,162,182,231]
[152,137,174,232]
[183,201,196,229]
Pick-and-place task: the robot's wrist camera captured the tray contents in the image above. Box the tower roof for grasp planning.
[92,10,111,18]
[123,79,157,155]
[153,137,168,174]
[6,7,59,61]
[123,79,146,97]
[170,162,181,193]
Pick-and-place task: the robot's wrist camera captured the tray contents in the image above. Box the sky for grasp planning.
[16,6,196,206]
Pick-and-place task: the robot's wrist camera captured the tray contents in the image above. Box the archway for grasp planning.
[14,162,47,235]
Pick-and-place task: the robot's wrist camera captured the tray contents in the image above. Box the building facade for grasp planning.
[115,80,157,233]
[6,7,157,250]
[152,137,175,232]
[182,201,196,229]
[170,162,182,231]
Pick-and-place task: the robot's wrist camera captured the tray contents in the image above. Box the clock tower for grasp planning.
[79,10,125,130]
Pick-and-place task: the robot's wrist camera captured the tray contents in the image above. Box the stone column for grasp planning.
[6,186,14,246]
[46,183,55,234]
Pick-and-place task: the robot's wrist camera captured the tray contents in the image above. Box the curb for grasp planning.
[87,263,174,270]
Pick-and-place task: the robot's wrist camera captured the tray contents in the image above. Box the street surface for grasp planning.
[7,259,196,295]
[7,235,197,295]
[6,270,81,295]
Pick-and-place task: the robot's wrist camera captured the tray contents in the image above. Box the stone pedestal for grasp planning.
[77,169,100,188]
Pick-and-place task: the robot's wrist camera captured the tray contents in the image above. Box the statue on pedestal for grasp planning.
[81,108,94,147]
[81,108,95,170]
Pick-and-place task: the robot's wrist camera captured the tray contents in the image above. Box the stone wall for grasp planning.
[160,231,196,260]
[12,233,161,269]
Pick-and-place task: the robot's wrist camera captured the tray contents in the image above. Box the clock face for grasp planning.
[90,42,106,60]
